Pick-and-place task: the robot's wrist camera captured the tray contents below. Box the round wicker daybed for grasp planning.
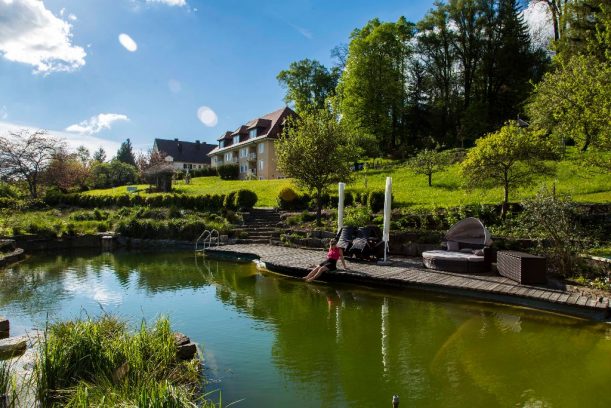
[422,217,493,274]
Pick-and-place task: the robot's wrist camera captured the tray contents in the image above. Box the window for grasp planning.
[258,143,264,154]
[233,135,239,145]
[240,164,247,173]
[249,128,257,138]
[240,148,248,158]
[219,141,224,148]
[225,152,233,161]
[259,160,264,171]
[183,164,187,169]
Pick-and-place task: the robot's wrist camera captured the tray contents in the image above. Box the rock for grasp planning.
[0,336,27,358]
[174,332,190,346]
[0,317,8,339]
[177,343,197,360]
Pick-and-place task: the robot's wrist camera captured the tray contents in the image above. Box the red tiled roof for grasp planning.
[208,106,296,156]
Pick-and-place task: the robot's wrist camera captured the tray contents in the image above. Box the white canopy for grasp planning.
[444,217,493,247]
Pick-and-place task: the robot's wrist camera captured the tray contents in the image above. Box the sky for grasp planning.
[0,0,550,156]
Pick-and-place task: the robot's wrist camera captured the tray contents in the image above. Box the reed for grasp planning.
[34,315,210,407]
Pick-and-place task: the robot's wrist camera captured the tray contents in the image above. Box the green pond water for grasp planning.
[1,250,610,407]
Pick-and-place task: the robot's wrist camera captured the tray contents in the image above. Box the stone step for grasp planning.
[235,238,271,244]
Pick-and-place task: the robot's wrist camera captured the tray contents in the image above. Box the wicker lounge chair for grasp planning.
[422,217,493,273]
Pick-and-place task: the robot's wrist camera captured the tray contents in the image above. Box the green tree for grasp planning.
[461,121,559,217]
[339,17,415,155]
[277,59,339,113]
[116,138,136,166]
[92,147,107,163]
[89,160,138,188]
[275,109,358,225]
[408,149,449,187]
[527,54,611,152]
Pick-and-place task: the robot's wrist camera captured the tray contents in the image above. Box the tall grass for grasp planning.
[34,315,209,407]
[0,361,18,408]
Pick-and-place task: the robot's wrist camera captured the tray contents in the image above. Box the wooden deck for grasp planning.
[205,244,610,320]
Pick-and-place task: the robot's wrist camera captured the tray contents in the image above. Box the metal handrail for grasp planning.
[195,229,220,252]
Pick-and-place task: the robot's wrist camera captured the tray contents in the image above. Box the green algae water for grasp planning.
[1,250,610,407]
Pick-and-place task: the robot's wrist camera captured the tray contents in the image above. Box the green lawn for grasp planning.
[87,159,611,208]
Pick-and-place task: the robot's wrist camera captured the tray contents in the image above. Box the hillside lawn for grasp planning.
[87,158,611,208]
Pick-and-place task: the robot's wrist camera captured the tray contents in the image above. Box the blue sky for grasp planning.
[0,0,543,156]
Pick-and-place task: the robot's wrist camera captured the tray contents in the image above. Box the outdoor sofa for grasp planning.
[422,217,493,273]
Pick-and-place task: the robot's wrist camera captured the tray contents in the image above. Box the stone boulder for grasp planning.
[174,332,197,360]
[0,335,27,358]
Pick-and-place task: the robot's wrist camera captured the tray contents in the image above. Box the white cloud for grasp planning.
[168,79,181,93]
[0,106,7,120]
[0,0,86,74]
[66,113,129,135]
[118,33,138,52]
[146,0,187,6]
[0,120,121,156]
[197,106,218,127]
[68,14,77,21]
[522,1,554,49]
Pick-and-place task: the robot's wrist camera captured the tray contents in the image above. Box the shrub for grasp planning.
[217,164,239,180]
[368,190,386,213]
[234,189,258,209]
[343,205,372,227]
[277,187,301,210]
[344,191,354,207]
[224,191,237,210]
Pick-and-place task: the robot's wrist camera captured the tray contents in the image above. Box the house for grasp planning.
[153,138,216,170]
[207,107,297,180]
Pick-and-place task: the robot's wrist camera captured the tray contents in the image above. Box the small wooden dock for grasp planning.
[205,244,610,320]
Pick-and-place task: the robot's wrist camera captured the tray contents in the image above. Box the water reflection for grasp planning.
[1,250,610,407]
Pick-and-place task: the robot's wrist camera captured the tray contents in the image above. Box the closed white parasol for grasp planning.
[378,177,392,265]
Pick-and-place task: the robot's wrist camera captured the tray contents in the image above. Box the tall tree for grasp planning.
[115,138,136,167]
[277,59,339,113]
[0,130,62,198]
[92,147,107,163]
[275,109,357,225]
[417,3,459,146]
[527,53,611,152]
[340,17,416,155]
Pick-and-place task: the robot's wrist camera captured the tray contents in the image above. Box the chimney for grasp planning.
[196,140,200,150]
[174,138,179,142]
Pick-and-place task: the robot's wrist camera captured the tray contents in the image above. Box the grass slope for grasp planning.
[87,159,611,208]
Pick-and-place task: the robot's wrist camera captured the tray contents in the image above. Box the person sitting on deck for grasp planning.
[304,239,349,282]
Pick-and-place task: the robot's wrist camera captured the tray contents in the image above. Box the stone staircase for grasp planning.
[234,208,283,244]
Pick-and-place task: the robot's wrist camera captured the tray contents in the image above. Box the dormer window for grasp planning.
[233,135,240,144]
[219,141,224,148]
[249,128,257,138]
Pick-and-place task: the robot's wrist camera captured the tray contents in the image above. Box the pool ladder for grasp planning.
[195,229,219,252]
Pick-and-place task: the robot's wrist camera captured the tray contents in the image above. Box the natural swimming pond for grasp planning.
[1,250,610,407]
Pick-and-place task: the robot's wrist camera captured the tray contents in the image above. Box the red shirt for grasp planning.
[327,247,341,260]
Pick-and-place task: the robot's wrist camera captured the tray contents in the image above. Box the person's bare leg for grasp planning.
[304,266,321,280]
[305,266,328,282]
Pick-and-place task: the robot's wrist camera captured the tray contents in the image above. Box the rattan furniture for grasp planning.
[497,251,546,284]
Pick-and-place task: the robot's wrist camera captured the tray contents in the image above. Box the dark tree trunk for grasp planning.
[315,189,322,226]
[502,171,509,219]
[428,173,432,187]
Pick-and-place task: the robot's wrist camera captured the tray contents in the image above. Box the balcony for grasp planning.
[247,153,257,161]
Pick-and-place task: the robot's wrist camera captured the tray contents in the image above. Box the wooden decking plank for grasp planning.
[576,296,589,306]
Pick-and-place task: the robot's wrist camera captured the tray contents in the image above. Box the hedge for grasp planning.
[45,193,226,212]
[234,189,258,209]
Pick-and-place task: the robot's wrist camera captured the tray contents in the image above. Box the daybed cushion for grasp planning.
[422,250,484,263]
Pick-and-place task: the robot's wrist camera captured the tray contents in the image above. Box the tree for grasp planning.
[527,53,611,152]
[340,17,416,155]
[408,149,449,186]
[275,109,358,225]
[116,138,136,166]
[43,149,90,192]
[89,160,138,188]
[92,147,107,163]
[0,129,62,198]
[277,59,340,113]
[461,121,559,217]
